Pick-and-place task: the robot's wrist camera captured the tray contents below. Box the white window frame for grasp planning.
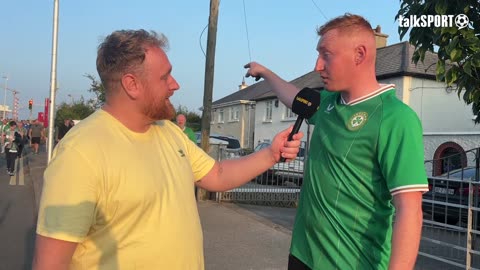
[229,107,240,121]
[210,111,215,124]
[218,109,224,123]
[283,106,296,120]
[234,107,239,120]
[264,101,273,122]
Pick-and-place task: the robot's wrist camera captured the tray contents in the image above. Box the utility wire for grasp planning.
[199,24,208,57]
[199,0,222,57]
[242,0,253,63]
[310,0,328,20]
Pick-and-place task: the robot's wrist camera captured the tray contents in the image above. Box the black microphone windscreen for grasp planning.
[291,88,321,119]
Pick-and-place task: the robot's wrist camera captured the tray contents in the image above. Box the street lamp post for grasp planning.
[47,0,60,163]
[2,76,8,119]
[11,90,19,120]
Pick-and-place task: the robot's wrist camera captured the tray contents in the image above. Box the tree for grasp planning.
[397,0,480,123]
[55,99,95,128]
[85,74,106,109]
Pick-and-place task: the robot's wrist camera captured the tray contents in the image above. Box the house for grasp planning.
[210,79,258,149]
[211,27,480,176]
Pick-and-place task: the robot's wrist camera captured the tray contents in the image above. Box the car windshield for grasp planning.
[443,167,478,180]
[195,132,241,149]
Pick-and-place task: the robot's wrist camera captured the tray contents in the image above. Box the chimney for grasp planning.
[239,77,248,90]
[373,25,388,48]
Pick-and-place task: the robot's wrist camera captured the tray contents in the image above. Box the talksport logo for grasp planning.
[398,14,470,29]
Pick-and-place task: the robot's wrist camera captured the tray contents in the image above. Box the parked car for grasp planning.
[253,142,306,186]
[195,132,243,158]
[423,166,479,225]
[195,132,240,149]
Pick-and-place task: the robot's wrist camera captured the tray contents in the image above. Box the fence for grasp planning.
[419,148,480,269]
[214,141,307,207]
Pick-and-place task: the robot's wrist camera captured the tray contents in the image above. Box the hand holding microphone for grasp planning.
[280,88,320,162]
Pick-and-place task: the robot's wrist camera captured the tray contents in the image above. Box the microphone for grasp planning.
[280,87,320,162]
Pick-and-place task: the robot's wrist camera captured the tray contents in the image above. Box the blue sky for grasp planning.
[0,0,404,119]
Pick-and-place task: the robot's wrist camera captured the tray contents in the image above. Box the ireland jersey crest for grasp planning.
[348,112,368,131]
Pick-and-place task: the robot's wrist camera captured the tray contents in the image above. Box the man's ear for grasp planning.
[121,73,141,99]
[354,45,367,65]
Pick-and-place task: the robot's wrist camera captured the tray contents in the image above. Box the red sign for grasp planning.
[44,98,50,128]
[38,112,44,123]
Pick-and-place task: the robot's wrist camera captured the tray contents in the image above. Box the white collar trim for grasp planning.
[340,84,395,106]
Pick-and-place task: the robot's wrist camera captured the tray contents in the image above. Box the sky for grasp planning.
[0,0,405,120]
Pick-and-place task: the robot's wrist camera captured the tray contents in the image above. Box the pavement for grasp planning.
[0,145,457,270]
[1,147,295,270]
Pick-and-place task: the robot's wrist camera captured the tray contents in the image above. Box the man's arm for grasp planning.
[196,127,303,191]
[33,235,78,270]
[389,191,423,270]
[244,62,300,108]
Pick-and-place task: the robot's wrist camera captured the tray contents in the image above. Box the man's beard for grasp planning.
[143,97,176,121]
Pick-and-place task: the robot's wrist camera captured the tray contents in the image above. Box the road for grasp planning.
[0,150,39,270]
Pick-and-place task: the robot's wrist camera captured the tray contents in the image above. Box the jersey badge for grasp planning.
[347,112,368,131]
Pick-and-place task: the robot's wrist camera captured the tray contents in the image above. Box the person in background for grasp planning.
[33,29,303,270]
[245,13,428,270]
[176,113,196,143]
[1,118,9,154]
[56,118,73,144]
[16,121,26,158]
[28,119,45,154]
[4,121,21,175]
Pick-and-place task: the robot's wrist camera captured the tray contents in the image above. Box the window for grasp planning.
[229,107,239,121]
[284,107,296,119]
[265,101,273,121]
[218,109,224,123]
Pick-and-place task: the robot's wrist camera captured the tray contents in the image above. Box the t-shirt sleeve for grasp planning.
[378,106,428,196]
[184,132,216,181]
[36,145,99,243]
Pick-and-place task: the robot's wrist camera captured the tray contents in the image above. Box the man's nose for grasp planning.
[315,56,324,71]
[170,76,180,91]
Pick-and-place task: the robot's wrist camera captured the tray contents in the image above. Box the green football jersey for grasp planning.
[290,85,428,269]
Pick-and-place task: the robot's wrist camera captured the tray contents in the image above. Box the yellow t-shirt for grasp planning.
[36,110,215,270]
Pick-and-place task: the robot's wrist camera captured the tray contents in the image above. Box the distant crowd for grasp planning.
[0,118,75,176]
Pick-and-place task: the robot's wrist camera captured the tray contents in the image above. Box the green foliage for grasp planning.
[85,74,106,109]
[175,105,202,131]
[55,99,95,128]
[397,0,480,123]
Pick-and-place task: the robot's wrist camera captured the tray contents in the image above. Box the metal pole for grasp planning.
[466,180,473,269]
[2,76,8,119]
[47,0,59,163]
[12,91,17,120]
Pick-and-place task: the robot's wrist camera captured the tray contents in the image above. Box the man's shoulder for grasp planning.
[59,111,109,142]
[380,92,418,118]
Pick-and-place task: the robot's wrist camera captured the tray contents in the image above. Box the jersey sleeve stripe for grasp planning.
[390,185,429,196]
